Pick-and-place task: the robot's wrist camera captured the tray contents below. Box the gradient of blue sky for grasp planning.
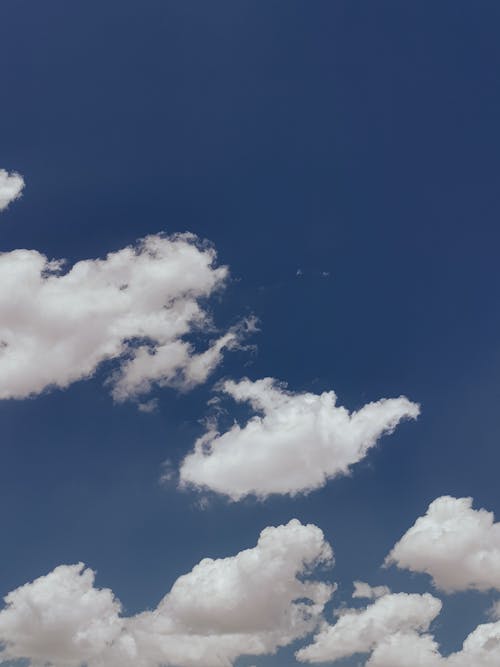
[1,2,500,666]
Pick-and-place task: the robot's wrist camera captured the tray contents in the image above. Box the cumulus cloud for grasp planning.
[385,496,500,592]
[0,564,122,667]
[0,233,250,401]
[446,620,500,667]
[0,169,24,211]
[366,620,500,667]
[296,592,442,664]
[179,377,420,500]
[0,520,335,667]
[352,581,391,600]
[298,590,500,667]
[366,631,443,667]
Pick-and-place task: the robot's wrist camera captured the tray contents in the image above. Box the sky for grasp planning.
[1,1,500,666]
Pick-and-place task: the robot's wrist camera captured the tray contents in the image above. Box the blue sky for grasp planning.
[1,2,500,666]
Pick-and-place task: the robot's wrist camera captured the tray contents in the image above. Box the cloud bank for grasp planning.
[0,520,334,667]
[0,233,249,401]
[0,169,24,211]
[179,377,420,499]
[385,496,500,592]
[3,510,500,667]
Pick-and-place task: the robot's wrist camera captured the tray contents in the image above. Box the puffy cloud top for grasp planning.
[179,377,420,499]
[365,618,500,667]
[0,169,24,211]
[385,496,500,592]
[0,564,122,667]
[0,520,334,667]
[0,233,247,401]
[296,592,441,664]
[298,589,500,667]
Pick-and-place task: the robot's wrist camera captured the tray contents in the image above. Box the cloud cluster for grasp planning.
[0,520,334,667]
[1,160,491,667]
[291,497,500,667]
[297,590,500,667]
[3,493,500,667]
[0,233,249,401]
[0,169,24,211]
[179,377,420,499]
[385,496,500,592]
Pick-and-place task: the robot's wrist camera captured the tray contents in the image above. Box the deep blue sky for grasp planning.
[1,2,500,664]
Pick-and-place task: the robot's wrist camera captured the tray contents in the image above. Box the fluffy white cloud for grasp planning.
[0,233,249,401]
[0,520,335,667]
[296,592,442,664]
[366,631,442,667]
[0,169,24,211]
[366,620,500,667]
[352,581,391,599]
[298,590,500,667]
[179,377,420,499]
[0,564,122,667]
[446,620,500,667]
[385,496,500,592]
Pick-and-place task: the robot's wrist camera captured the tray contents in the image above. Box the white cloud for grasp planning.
[0,564,122,667]
[137,399,159,413]
[366,620,500,667]
[366,631,442,667]
[0,233,249,401]
[446,620,500,667]
[0,520,335,667]
[179,377,420,500]
[385,496,500,592]
[296,592,442,664]
[298,590,500,667]
[352,581,391,600]
[0,169,24,211]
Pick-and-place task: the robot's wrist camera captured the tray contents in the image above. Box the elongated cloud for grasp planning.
[0,233,248,401]
[296,592,442,664]
[385,496,500,592]
[298,591,500,667]
[179,377,420,499]
[0,169,24,211]
[0,520,334,667]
